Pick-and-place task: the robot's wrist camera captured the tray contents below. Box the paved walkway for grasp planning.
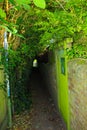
[30,69,67,130]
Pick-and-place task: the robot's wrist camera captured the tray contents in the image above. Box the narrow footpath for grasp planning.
[11,68,67,130]
[30,69,66,130]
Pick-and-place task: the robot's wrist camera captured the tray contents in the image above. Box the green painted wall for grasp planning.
[0,89,7,124]
[0,54,8,130]
[55,49,70,130]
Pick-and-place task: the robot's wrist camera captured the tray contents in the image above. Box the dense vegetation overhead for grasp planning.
[0,0,87,54]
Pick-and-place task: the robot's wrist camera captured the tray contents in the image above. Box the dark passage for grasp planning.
[30,68,67,130]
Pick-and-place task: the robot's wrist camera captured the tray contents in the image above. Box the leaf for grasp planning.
[15,34,25,39]
[9,0,16,5]
[23,4,30,10]
[16,0,31,5]
[11,27,18,34]
[0,8,6,18]
[0,25,11,32]
[33,0,46,9]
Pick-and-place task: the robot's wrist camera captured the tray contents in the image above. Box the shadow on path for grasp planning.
[30,68,67,130]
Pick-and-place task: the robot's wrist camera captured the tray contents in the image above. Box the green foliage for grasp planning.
[33,0,46,9]
[15,0,31,5]
[7,44,33,113]
[11,0,87,58]
[0,40,34,113]
[0,0,46,35]
[10,65,32,114]
[28,0,87,58]
[9,0,15,5]
[15,0,31,11]
[0,8,6,18]
[66,44,87,59]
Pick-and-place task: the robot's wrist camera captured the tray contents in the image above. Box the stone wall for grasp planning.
[68,58,87,130]
[39,61,58,109]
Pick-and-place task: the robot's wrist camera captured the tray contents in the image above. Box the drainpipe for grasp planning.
[4,31,12,128]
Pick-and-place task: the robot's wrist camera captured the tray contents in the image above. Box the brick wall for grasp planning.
[68,58,87,130]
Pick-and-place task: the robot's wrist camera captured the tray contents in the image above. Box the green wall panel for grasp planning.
[0,53,8,129]
[55,49,70,130]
